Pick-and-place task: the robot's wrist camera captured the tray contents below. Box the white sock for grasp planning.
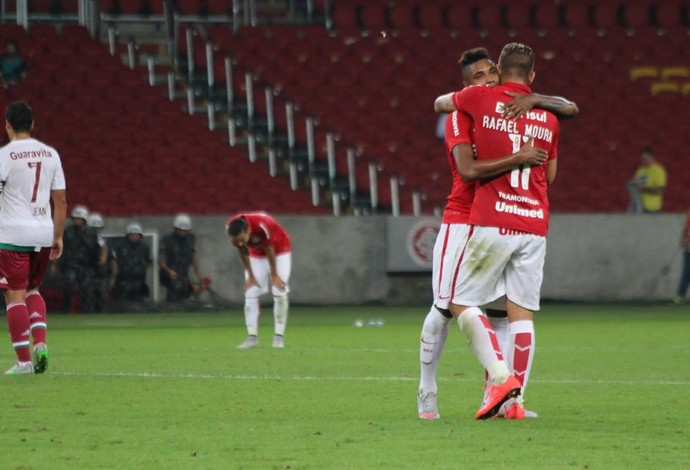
[457,307,509,385]
[509,320,535,403]
[483,315,509,399]
[488,315,510,363]
[273,295,289,336]
[244,297,260,336]
[419,307,452,394]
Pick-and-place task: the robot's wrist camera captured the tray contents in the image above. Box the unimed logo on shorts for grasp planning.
[406,220,439,268]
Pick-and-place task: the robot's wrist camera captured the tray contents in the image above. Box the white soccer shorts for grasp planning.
[432,223,472,310]
[246,253,292,297]
[451,226,546,311]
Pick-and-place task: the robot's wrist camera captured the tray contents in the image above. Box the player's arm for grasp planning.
[158,248,177,279]
[502,92,579,121]
[454,138,548,182]
[434,92,456,113]
[50,188,66,260]
[236,245,258,289]
[547,159,557,185]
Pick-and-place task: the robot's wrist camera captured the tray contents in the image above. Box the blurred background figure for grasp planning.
[159,214,204,303]
[113,222,151,306]
[0,40,27,89]
[58,205,100,313]
[88,213,116,312]
[626,146,667,214]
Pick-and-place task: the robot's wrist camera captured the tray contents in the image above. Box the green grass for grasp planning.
[1,303,689,469]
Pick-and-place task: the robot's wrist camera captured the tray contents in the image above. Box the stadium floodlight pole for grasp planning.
[286,102,296,150]
[390,176,400,217]
[127,40,136,70]
[311,177,320,206]
[107,25,117,56]
[186,88,195,115]
[306,116,316,165]
[268,147,277,176]
[346,147,357,206]
[368,161,379,212]
[225,56,234,111]
[265,87,275,136]
[147,56,156,86]
[206,41,214,90]
[289,162,298,190]
[167,72,175,101]
[228,117,237,146]
[326,132,336,186]
[248,133,257,162]
[185,27,194,82]
[332,190,341,216]
[77,0,87,26]
[412,190,422,216]
[207,102,215,131]
[245,71,255,127]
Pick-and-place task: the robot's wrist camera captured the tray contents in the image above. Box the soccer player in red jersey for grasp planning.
[0,101,67,375]
[418,48,577,420]
[226,212,291,349]
[442,43,561,419]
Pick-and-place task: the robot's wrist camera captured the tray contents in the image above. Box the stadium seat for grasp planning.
[682,82,690,96]
[650,81,680,95]
[534,3,562,30]
[659,66,689,81]
[629,66,658,80]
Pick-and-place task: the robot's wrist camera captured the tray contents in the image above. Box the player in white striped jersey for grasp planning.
[0,101,66,375]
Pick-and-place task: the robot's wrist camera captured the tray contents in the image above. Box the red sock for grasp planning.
[7,302,31,362]
[26,291,47,345]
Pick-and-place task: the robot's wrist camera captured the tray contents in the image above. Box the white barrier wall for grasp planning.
[102,213,686,304]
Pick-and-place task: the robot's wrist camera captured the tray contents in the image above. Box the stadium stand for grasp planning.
[0,23,323,216]
[201,3,689,213]
[2,0,689,215]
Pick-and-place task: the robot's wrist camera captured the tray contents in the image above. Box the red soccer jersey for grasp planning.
[453,82,560,236]
[442,111,475,224]
[227,212,291,257]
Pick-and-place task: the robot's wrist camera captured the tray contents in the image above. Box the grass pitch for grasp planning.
[1,303,689,469]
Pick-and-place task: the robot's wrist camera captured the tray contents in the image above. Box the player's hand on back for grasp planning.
[516,138,548,166]
[502,91,535,120]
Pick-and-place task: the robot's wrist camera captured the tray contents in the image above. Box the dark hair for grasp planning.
[641,146,654,155]
[227,217,247,236]
[458,47,492,70]
[498,43,535,80]
[5,101,33,133]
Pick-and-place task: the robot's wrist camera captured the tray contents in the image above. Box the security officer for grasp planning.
[113,222,151,303]
[159,214,203,302]
[59,205,101,312]
[87,213,116,312]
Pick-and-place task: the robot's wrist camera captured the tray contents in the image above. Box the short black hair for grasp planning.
[641,146,654,155]
[458,47,492,70]
[5,101,33,133]
[227,217,247,237]
[498,43,535,80]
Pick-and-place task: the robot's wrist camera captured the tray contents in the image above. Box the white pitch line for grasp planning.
[49,371,690,386]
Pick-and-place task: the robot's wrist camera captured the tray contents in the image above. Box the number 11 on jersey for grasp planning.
[509,133,531,190]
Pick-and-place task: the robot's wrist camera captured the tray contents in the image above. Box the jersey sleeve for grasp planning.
[548,120,560,161]
[51,152,67,190]
[445,111,473,150]
[452,86,482,114]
